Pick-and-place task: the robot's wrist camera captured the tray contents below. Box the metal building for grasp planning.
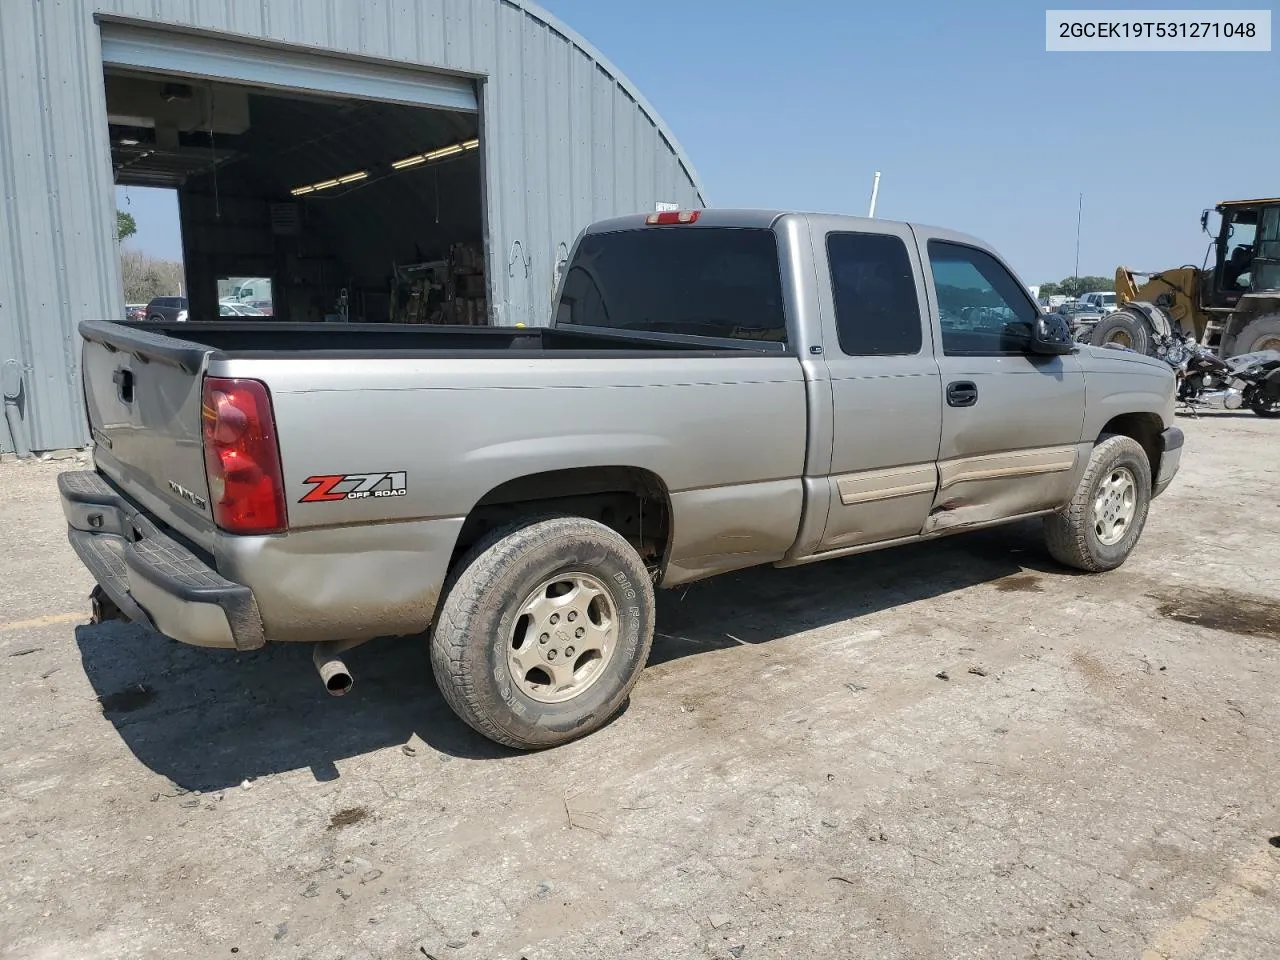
[0,0,707,456]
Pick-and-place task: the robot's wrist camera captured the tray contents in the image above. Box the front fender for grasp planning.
[1079,357,1177,441]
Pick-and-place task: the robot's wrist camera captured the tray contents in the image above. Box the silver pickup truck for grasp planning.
[60,210,1183,748]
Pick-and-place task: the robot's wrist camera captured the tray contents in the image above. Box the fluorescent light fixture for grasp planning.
[289,170,368,197]
[295,134,479,195]
[119,138,140,146]
[425,144,464,161]
[389,137,480,171]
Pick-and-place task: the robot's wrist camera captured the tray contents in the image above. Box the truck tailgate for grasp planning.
[79,321,215,535]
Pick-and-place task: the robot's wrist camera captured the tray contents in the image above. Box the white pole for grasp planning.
[867,171,882,218]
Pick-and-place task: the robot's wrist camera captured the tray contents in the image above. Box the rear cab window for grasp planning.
[826,232,923,355]
[556,226,788,346]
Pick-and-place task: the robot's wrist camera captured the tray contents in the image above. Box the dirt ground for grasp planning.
[2,410,1279,960]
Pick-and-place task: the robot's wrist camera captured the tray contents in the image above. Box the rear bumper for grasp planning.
[1154,426,1184,498]
[59,471,264,650]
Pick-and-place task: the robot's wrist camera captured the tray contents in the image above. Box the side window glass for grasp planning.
[1223,212,1258,290]
[826,232,922,356]
[927,241,1038,356]
[1256,208,1280,291]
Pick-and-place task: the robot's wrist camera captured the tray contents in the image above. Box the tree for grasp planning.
[119,248,184,303]
[116,209,137,242]
[1037,275,1114,299]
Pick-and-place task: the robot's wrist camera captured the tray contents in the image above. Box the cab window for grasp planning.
[827,232,922,356]
[927,241,1038,356]
[1222,210,1258,291]
[557,227,787,344]
[1252,207,1280,292]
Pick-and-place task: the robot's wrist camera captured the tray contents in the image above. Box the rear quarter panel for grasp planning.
[213,354,809,634]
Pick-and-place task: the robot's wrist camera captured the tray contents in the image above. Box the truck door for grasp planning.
[815,223,943,551]
[918,234,1086,532]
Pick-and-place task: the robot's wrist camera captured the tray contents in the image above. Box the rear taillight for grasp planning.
[201,377,287,535]
[645,210,700,225]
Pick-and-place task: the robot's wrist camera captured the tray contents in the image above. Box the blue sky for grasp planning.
[119,0,1277,285]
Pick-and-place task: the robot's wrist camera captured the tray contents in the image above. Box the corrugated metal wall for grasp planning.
[0,0,706,454]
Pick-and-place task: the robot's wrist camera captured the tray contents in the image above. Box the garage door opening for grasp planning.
[104,64,486,325]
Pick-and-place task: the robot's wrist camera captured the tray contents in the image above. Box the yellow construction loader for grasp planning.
[1092,197,1280,358]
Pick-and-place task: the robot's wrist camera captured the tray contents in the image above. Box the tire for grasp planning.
[1247,390,1280,418]
[429,515,656,750]
[1043,434,1152,572]
[1090,309,1153,356]
[147,314,163,323]
[1231,314,1280,355]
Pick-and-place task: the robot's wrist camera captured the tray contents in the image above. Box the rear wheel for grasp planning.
[1247,390,1280,418]
[429,515,655,749]
[1044,434,1152,572]
[1090,309,1153,356]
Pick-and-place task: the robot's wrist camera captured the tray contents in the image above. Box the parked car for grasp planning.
[144,296,188,323]
[124,303,147,322]
[243,298,273,317]
[218,301,268,317]
[62,209,1183,750]
[1078,291,1118,314]
[1057,300,1105,340]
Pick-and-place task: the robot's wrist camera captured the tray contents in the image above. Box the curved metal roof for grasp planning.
[515,0,709,206]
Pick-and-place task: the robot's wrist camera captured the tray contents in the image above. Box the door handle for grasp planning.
[947,380,978,408]
[113,368,134,404]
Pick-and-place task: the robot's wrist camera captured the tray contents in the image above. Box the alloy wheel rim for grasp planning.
[1254,334,1280,352]
[1093,466,1138,546]
[1106,330,1134,349]
[507,573,618,704]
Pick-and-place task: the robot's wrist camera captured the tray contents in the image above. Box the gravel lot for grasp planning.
[3,410,1279,960]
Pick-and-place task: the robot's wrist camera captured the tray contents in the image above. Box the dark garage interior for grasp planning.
[105,67,486,325]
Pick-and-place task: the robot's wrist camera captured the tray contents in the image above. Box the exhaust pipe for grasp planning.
[312,641,354,697]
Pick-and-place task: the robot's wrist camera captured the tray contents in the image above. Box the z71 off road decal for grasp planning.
[300,472,408,503]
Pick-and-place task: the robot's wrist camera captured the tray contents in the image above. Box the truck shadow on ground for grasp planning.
[74,520,1056,790]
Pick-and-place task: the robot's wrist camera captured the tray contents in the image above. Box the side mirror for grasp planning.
[1201,210,1210,234]
[1030,313,1075,355]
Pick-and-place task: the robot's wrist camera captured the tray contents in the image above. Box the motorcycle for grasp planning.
[1149,332,1280,418]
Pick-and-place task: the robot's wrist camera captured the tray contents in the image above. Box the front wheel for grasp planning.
[1043,434,1152,572]
[430,515,655,749]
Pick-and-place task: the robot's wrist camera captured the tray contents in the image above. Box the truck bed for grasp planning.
[85,320,789,361]
[76,318,811,608]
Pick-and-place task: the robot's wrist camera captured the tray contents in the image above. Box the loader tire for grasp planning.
[1043,434,1152,573]
[430,515,655,750]
[1232,314,1280,355]
[1090,309,1153,356]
